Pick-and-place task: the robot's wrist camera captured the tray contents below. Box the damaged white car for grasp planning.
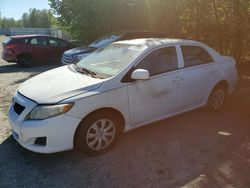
[9,38,238,155]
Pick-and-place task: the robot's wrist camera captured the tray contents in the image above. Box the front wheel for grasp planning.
[207,86,227,112]
[75,112,121,155]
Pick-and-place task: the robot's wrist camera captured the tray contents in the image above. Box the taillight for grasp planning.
[6,44,17,49]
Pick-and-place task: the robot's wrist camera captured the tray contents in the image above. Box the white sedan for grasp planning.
[8,38,238,155]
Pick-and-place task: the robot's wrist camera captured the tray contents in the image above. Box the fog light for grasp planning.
[35,137,47,146]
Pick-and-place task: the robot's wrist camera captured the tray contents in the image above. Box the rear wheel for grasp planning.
[17,55,33,68]
[75,112,121,156]
[207,85,227,112]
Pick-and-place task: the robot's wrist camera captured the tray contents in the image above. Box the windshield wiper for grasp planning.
[73,64,106,79]
[74,64,96,77]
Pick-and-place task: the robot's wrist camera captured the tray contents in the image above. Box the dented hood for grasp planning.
[18,66,103,104]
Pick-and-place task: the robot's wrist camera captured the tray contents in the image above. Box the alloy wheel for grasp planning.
[86,119,116,151]
[210,88,225,110]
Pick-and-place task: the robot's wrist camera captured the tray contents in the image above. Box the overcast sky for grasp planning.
[0,0,50,20]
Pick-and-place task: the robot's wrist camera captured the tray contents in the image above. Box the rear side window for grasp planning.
[29,37,47,46]
[136,47,178,76]
[181,46,213,67]
[14,38,28,44]
[48,38,66,47]
[19,38,29,44]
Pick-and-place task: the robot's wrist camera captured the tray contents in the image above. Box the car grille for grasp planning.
[13,102,25,115]
[62,54,73,65]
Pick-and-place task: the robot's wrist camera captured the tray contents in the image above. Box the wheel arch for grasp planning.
[213,80,229,94]
[207,80,229,102]
[73,107,126,148]
[17,53,33,60]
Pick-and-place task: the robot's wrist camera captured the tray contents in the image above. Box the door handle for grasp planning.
[173,77,183,82]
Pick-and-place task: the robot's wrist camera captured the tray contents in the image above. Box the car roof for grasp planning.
[116,38,202,47]
[11,34,52,39]
[105,30,166,37]
[116,38,223,61]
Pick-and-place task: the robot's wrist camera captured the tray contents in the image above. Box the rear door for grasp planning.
[180,45,217,109]
[27,37,48,61]
[46,37,69,61]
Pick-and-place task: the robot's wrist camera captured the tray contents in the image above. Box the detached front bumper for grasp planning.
[8,92,81,154]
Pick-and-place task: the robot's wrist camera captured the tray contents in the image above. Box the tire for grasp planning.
[207,85,227,112]
[17,55,33,68]
[75,112,122,156]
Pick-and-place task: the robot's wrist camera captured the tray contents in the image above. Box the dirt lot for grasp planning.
[0,35,250,188]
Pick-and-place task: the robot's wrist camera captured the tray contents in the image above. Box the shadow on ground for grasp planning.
[0,63,61,74]
[1,107,249,188]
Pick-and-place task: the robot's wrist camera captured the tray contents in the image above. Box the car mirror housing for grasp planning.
[131,69,150,80]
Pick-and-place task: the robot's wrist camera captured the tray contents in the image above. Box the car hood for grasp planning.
[18,66,103,104]
[64,46,97,56]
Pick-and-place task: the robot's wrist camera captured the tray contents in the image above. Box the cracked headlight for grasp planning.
[27,103,74,120]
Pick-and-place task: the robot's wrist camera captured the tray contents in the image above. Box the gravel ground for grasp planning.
[0,35,250,188]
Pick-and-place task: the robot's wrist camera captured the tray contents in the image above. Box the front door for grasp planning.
[46,38,68,62]
[127,46,183,126]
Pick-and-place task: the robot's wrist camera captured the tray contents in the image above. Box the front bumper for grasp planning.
[61,54,75,65]
[8,92,81,153]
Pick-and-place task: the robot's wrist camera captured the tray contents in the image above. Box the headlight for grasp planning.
[73,54,88,62]
[27,103,74,120]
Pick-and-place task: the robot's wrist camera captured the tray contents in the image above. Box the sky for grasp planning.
[0,0,50,20]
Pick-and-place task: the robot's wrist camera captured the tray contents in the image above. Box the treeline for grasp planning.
[0,8,53,28]
[49,0,250,62]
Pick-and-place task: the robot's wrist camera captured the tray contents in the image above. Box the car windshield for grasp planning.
[88,34,121,48]
[77,43,147,78]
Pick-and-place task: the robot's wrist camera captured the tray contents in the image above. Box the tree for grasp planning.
[22,8,52,28]
[0,11,2,26]
[49,0,250,61]
[1,17,17,27]
[21,13,29,27]
[0,8,54,28]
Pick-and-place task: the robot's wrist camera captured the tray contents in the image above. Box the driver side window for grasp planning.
[48,38,66,47]
[135,47,178,76]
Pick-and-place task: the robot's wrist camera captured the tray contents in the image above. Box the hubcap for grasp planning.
[211,89,225,109]
[86,119,116,151]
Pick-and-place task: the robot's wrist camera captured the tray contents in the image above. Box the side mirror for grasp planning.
[131,69,150,80]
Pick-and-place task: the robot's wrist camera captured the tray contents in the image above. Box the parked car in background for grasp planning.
[61,30,166,65]
[67,39,86,47]
[2,34,74,67]
[9,38,237,155]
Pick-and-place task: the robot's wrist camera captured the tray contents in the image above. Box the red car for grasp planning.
[2,35,74,67]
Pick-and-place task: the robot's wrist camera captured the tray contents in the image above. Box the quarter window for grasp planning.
[181,46,213,67]
[30,37,47,46]
[136,47,178,76]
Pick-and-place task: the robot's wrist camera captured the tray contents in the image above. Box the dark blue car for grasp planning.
[61,31,166,65]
